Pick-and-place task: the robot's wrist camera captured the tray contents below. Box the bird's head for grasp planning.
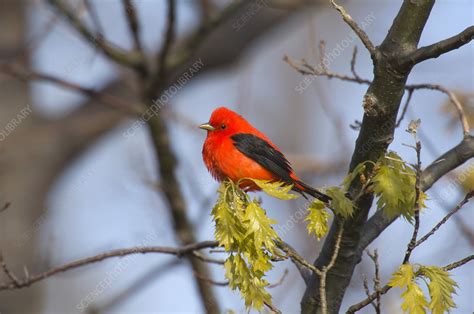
[199,107,249,137]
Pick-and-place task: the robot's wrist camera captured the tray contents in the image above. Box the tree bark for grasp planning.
[301,1,437,313]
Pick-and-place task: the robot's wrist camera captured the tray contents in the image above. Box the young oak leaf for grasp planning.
[389,264,429,314]
[420,266,458,314]
[401,283,429,314]
[211,182,248,250]
[224,253,272,310]
[213,180,279,311]
[389,264,416,288]
[372,151,427,222]
[249,179,299,200]
[242,200,279,255]
[326,186,354,218]
[305,200,331,240]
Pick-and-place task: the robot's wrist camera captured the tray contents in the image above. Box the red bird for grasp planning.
[199,107,330,203]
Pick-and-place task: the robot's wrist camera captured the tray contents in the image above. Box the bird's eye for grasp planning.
[220,124,226,130]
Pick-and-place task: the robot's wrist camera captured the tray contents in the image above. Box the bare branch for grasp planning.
[402,140,422,264]
[277,241,322,281]
[443,254,474,271]
[319,225,344,314]
[0,241,219,291]
[83,0,104,36]
[0,63,141,115]
[367,250,381,314]
[154,0,176,87]
[329,0,375,55]
[403,26,474,66]
[414,191,474,249]
[122,0,144,53]
[47,0,144,68]
[396,89,414,128]
[0,253,21,288]
[268,269,289,289]
[285,53,470,136]
[122,0,147,76]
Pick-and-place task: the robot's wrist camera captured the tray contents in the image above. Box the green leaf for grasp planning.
[389,264,428,314]
[420,266,458,314]
[326,186,354,217]
[372,151,427,222]
[212,180,282,311]
[401,282,429,314]
[248,179,299,200]
[242,200,279,260]
[389,264,416,288]
[211,183,246,250]
[305,200,331,240]
[224,253,272,310]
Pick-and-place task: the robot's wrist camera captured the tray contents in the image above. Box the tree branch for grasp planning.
[414,191,474,249]
[0,63,141,115]
[0,241,219,291]
[150,0,176,90]
[47,0,144,69]
[402,25,474,67]
[359,135,474,252]
[284,54,470,136]
[122,0,148,76]
[329,0,375,55]
[301,1,443,312]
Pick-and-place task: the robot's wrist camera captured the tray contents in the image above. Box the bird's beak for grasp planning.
[199,123,216,131]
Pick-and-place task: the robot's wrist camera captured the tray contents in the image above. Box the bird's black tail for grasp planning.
[294,180,332,203]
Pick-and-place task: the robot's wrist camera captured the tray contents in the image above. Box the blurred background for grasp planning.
[0,0,472,313]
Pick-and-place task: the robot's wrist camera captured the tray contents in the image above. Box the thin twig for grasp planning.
[83,0,104,36]
[414,191,474,249]
[350,46,362,81]
[402,140,422,264]
[277,241,322,276]
[0,63,141,115]
[329,0,375,55]
[268,269,289,289]
[47,0,143,68]
[367,250,381,314]
[443,254,474,271]
[361,274,377,312]
[152,0,176,89]
[319,224,344,314]
[0,253,21,287]
[396,89,414,128]
[264,300,282,314]
[122,0,147,76]
[284,52,470,136]
[192,251,225,265]
[194,272,229,286]
[0,241,219,291]
[122,0,143,53]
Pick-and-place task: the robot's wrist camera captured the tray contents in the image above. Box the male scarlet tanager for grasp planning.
[199,107,331,203]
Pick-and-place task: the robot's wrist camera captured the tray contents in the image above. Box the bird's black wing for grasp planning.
[231,133,294,184]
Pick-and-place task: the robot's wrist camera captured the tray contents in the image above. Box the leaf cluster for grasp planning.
[372,151,427,222]
[389,264,458,314]
[212,180,286,310]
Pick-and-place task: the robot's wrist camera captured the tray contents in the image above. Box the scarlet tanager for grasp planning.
[199,107,331,203]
